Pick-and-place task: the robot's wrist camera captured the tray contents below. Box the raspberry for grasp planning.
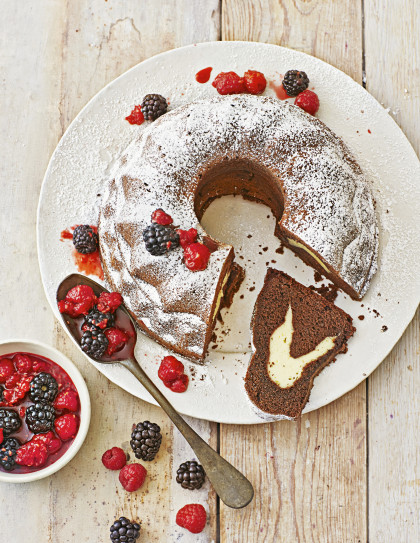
[177,228,198,249]
[104,328,129,356]
[169,374,189,393]
[212,71,245,95]
[0,359,15,384]
[32,360,49,373]
[102,447,127,470]
[54,389,79,412]
[97,292,123,314]
[3,375,32,405]
[119,463,147,492]
[243,70,267,95]
[183,243,211,271]
[158,356,184,385]
[176,504,207,534]
[31,431,62,455]
[126,105,145,125]
[13,354,33,374]
[151,208,173,226]
[16,442,48,468]
[58,285,98,317]
[294,90,319,116]
[54,413,79,441]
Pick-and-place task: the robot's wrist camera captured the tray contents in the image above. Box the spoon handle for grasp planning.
[120,357,254,509]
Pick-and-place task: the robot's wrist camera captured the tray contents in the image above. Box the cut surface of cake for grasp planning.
[245,269,355,419]
[99,95,376,361]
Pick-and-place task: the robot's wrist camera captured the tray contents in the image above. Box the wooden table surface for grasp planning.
[1,1,419,541]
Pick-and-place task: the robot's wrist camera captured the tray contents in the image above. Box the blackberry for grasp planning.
[0,437,20,471]
[282,70,309,96]
[29,372,59,403]
[72,225,99,254]
[130,421,162,461]
[0,408,22,437]
[176,460,206,490]
[143,224,179,256]
[0,385,4,402]
[141,94,168,121]
[25,402,56,434]
[84,307,115,331]
[110,517,141,543]
[81,329,108,359]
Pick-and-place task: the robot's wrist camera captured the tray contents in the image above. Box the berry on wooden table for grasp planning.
[176,503,207,534]
[130,421,162,461]
[176,460,206,490]
[110,517,141,543]
[119,463,147,492]
[102,447,127,470]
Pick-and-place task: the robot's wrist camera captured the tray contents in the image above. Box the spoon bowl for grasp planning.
[56,273,254,509]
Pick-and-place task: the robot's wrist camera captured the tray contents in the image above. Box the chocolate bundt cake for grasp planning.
[99,95,378,361]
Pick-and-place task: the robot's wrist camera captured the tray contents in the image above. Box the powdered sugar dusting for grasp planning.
[99,95,378,359]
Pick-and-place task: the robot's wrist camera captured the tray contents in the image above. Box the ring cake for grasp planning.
[245,269,355,419]
[99,95,378,361]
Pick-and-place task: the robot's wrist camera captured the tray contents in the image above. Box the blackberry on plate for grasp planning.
[72,225,99,254]
[176,460,206,490]
[110,516,141,543]
[25,402,55,434]
[29,372,59,403]
[143,224,179,256]
[84,307,115,331]
[0,437,20,471]
[282,70,309,96]
[81,329,108,359]
[0,408,22,437]
[141,94,168,121]
[130,420,162,461]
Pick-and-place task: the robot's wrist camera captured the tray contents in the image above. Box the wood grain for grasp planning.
[220,1,367,541]
[0,1,220,541]
[364,1,420,541]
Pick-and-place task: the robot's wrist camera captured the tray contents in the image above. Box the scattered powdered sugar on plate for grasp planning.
[37,42,420,424]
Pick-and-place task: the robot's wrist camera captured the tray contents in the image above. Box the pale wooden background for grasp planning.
[0,1,419,542]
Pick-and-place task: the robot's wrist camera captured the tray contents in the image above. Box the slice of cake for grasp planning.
[245,269,355,419]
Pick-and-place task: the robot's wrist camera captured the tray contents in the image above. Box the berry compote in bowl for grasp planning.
[0,339,90,483]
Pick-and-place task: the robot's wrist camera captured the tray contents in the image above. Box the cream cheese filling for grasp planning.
[268,304,337,388]
[212,273,229,321]
[288,238,330,273]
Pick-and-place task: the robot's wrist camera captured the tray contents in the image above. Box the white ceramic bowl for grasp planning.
[0,339,91,483]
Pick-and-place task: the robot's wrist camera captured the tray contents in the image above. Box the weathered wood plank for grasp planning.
[220,1,367,541]
[0,1,220,541]
[365,2,420,540]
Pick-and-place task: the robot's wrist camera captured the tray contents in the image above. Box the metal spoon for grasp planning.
[57,273,254,509]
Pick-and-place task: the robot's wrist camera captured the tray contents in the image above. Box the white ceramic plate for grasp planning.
[37,42,420,424]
